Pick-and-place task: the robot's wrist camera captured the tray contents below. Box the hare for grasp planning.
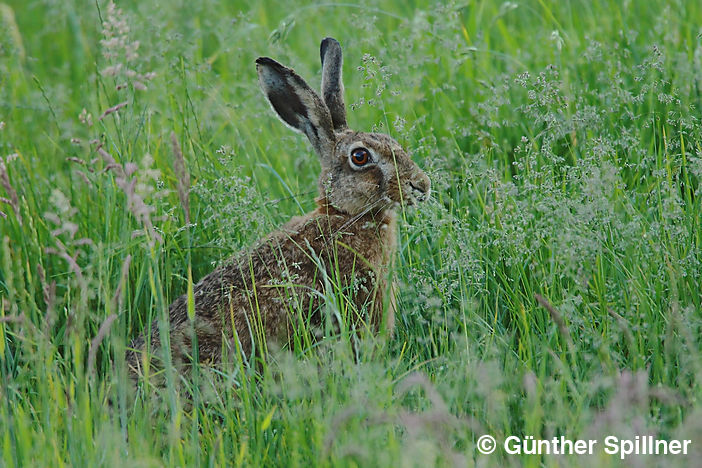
[127,37,430,379]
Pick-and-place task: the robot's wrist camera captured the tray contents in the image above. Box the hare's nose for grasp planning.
[409,174,431,200]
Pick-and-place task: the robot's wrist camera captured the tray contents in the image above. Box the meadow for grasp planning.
[1,0,701,466]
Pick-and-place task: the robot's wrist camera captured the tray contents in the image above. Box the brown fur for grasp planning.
[126,38,430,380]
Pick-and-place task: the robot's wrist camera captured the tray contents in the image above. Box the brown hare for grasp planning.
[127,37,430,379]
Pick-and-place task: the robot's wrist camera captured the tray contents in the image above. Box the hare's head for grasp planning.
[256,38,430,216]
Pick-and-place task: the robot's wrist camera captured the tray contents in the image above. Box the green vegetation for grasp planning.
[1,0,701,466]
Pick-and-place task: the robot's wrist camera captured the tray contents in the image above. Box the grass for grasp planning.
[1,0,701,466]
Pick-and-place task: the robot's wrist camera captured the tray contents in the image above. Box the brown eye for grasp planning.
[350,147,370,167]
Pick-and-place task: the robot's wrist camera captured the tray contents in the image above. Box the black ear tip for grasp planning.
[256,57,289,74]
[256,56,276,66]
[320,37,341,62]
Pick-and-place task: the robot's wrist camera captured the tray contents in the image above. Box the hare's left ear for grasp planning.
[256,57,336,160]
[320,37,347,131]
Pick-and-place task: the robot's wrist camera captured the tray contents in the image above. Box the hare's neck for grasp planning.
[315,197,396,227]
[315,197,397,264]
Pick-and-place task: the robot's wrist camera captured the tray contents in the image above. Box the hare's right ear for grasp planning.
[256,57,335,159]
[320,37,347,131]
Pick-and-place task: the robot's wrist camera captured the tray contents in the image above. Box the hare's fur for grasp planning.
[127,38,430,378]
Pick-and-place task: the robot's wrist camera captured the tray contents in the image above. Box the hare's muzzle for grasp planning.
[408,172,431,204]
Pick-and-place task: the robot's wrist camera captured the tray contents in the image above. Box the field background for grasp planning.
[1,0,701,466]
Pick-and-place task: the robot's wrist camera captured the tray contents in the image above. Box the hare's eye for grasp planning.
[350,147,370,167]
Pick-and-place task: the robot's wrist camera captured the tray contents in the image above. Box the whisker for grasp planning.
[263,190,318,206]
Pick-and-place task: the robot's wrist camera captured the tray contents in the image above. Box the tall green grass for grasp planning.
[1,0,701,466]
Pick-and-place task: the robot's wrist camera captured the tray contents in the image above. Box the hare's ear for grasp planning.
[256,57,335,159]
[320,37,347,131]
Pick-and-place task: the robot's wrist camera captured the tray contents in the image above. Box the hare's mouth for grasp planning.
[402,194,422,207]
[406,180,431,205]
[403,194,419,206]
